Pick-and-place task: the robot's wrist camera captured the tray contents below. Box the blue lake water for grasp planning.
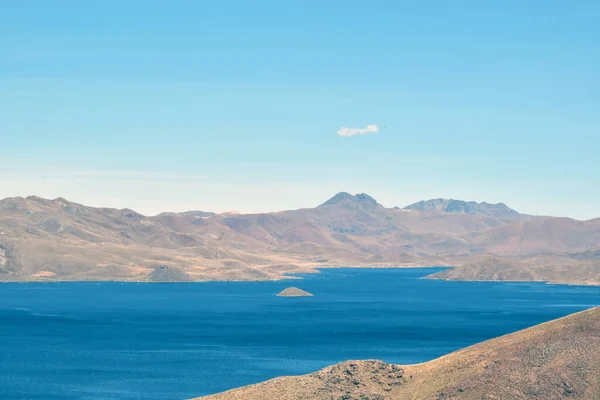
[0,267,599,399]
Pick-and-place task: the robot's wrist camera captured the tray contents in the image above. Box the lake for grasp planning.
[0,268,599,399]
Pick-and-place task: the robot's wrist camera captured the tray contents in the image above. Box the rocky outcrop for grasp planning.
[277,287,313,297]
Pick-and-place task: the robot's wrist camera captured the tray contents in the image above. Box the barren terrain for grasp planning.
[0,193,598,284]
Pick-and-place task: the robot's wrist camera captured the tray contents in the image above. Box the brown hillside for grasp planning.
[0,193,599,283]
[196,307,600,400]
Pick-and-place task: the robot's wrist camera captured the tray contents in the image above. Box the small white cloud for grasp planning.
[336,124,379,137]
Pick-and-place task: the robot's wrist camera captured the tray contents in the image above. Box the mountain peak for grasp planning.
[321,192,353,205]
[320,192,380,207]
[354,193,378,204]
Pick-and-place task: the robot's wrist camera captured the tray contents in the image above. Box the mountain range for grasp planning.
[403,198,526,219]
[0,193,599,284]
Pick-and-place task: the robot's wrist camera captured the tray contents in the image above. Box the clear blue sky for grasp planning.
[1,1,598,218]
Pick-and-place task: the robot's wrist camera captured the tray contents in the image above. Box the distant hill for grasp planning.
[403,198,525,220]
[196,306,600,400]
[0,193,599,284]
[426,253,600,286]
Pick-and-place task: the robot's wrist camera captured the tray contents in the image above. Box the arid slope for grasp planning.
[196,306,600,400]
[426,254,600,286]
[0,193,599,283]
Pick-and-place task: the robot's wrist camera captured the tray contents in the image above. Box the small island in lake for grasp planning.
[277,287,313,297]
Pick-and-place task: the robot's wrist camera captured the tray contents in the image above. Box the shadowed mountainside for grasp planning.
[0,193,598,283]
[196,306,600,400]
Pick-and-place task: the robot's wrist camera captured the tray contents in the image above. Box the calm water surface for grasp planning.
[1,268,599,399]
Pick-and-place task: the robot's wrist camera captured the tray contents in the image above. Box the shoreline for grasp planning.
[2,264,599,287]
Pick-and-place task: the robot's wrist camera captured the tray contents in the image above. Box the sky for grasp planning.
[1,1,599,219]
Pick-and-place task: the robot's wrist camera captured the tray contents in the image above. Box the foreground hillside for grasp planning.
[0,193,599,283]
[197,306,600,400]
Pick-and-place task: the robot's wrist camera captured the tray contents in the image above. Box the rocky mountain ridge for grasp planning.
[403,198,525,219]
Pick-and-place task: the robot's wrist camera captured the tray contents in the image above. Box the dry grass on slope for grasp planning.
[400,306,600,399]
[196,307,600,400]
